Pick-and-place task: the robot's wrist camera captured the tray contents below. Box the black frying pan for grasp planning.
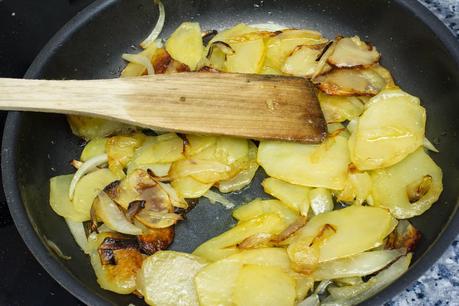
[2,0,459,305]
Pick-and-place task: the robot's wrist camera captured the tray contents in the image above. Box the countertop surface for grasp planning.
[388,2,459,305]
[0,0,458,305]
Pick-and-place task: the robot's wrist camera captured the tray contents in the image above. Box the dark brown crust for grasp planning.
[151,48,172,74]
[385,222,422,252]
[138,227,175,255]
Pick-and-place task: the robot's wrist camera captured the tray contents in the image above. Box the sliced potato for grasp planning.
[265,29,327,70]
[215,136,249,165]
[281,45,324,77]
[349,88,426,170]
[185,135,217,157]
[67,116,135,141]
[134,133,184,165]
[87,232,143,294]
[371,148,442,219]
[328,36,380,68]
[257,131,350,190]
[172,176,213,199]
[73,168,119,219]
[170,158,231,183]
[287,206,397,265]
[195,248,291,306]
[233,199,299,224]
[106,134,145,177]
[165,22,203,70]
[193,214,287,261]
[370,64,396,88]
[262,177,310,213]
[232,264,296,306]
[50,174,88,221]
[317,91,364,123]
[80,138,108,162]
[225,38,266,73]
[313,68,386,96]
[137,251,207,306]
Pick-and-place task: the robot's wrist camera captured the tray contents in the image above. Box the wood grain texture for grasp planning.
[0,73,327,143]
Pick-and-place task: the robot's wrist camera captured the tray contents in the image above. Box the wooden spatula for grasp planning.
[0,72,327,143]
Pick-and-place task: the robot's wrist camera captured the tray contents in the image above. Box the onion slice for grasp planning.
[323,254,412,305]
[122,53,155,75]
[94,191,143,235]
[69,153,108,200]
[65,219,89,254]
[140,0,165,48]
[298,294,320,306]
[45,237,71,260]
[203,190,235,209]
[313,249,405,280]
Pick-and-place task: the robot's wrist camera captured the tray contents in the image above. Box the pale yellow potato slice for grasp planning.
[265,29,327,70]
[349,88,426,170]
[371,148,443,219]
[262,177,311,213]
[134,133,184,165]
[309,187,334,216]
[194,248,291,306]
[232,199,299,224]
[193,214,287,261]
[73,168,118,218]
[49,174,87,222]
[215,136,249,165]
[165,22,204,70]
[185,135,217,157]
[287,206,397,265]
[225,38,266,73]
[317,91,365,123]
[281,45,322,77]
[232,265,296,306]
[171,176,213,199]
[257,131,350,190]
[137,251,207,306]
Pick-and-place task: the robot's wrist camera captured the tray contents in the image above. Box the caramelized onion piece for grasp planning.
[126,200,146,221]
[273,216,307,243]
[407,175,432,203]
[237,233,274,249]
[328,36,380,68]
[385,220,421,252]
[207,41,235,58]
[313,68,386,96]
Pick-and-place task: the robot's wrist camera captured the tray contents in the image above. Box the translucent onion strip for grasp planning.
[65,219,89,254]
[121,53,155,75]
[69,154,108,200]
[140,0,165,48]
[203,190,235,209]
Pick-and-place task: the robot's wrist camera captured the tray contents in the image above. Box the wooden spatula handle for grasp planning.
[0,73,326,143]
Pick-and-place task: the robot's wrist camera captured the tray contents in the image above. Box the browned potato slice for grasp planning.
[328,36,380,68]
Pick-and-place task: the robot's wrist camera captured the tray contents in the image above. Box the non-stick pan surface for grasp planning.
[2,0,459,305]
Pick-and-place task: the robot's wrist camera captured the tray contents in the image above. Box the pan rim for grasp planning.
[2,0,459,305]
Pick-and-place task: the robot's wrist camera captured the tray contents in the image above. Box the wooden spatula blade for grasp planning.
[0,73,327,143]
